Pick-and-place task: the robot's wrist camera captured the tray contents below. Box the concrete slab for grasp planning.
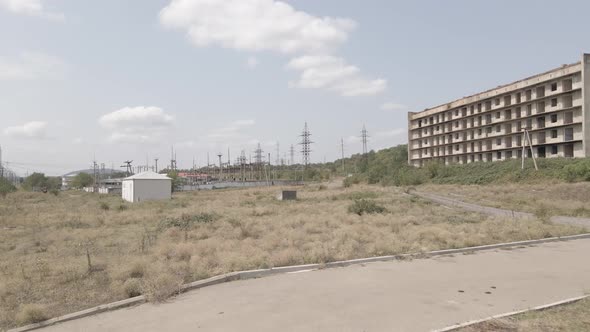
[37,238,590,332]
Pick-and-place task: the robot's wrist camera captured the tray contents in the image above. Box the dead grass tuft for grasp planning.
[16,304,49,325]
[0,184,586,329]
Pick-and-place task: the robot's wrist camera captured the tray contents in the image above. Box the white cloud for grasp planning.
[159,0,355,54]
[381,102,407,111]
[0,52,66,80]
[159,0,386,97]
[99,106,175,143]
[0,0,64,20]
[4,121,48,139]
[287,55,387,96]
[246,56,259,69]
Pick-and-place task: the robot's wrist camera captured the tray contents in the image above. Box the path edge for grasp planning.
[9,233,590,332]
[431,295,590,332]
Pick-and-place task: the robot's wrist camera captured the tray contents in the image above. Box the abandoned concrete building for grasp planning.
[408,54,590,167]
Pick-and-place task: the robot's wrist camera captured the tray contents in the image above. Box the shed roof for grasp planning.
[123,171,171,181]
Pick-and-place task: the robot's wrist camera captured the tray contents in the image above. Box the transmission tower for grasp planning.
[217,153,223,179]
[170,146,177,171]
[121,160,133,176]
[275,142,280,166]
[289,144,295,166]
[299,122,313,167]
[361,124,369,154]
[254,143,264,165]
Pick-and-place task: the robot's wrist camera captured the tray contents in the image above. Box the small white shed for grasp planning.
[122,171,172,203]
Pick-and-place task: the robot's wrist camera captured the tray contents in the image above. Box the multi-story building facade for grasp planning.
[407,54,590,167]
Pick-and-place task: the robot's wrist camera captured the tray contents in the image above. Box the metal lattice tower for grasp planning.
[254,143,264,165]
[275,142,280,166]
[361,124,369,154]
[289,144,295,166]
[299,122,313,167]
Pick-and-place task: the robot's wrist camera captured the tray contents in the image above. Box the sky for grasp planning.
[2,0,590,175]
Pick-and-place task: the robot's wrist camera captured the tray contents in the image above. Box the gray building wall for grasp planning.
[582,53,590,157]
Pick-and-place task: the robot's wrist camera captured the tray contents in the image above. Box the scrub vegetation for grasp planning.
[457,297,590,332]
[421,182,590,218]
[0,183,586,329]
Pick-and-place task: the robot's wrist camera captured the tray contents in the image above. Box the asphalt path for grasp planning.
[38,238,590,332]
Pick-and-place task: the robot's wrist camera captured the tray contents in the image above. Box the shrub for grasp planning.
[123,278,142,298]
[99,202,110,211]
[343,175,363,188]
[348,199,387,216]
[142,273,183,302]
[16,304,49,325]
[0,178,16,198]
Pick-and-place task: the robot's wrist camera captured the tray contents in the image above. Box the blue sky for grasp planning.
[1,0,590,175]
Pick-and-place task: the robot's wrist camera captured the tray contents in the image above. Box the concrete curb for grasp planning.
[9,234,590,332]
[431,295,590,332]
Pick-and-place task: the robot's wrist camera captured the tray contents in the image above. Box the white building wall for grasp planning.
[122,179,171,203]
[122,180,134,202]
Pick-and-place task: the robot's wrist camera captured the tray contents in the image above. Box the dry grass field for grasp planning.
[0,183,586,329]
[458,297,590,331]
[420,182,590,219]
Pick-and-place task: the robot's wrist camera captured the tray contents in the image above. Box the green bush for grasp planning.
[0,177,16,198]
[99,202,110,211]
[347,199,387,216]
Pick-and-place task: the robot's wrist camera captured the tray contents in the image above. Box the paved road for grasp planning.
[40,238,590,332]
[412,191,590,228]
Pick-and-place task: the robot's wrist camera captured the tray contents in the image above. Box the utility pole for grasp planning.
[299,122,313,168]
[154,158,159,173]
[341,138,345,174]
[217,153,223,180]
[92,159,98,193]
[0,145,3,178]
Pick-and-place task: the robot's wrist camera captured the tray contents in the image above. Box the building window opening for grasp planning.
[564,111,573,124]
[551,145,558,155]
[551,98,558,107]
[564,128,574,141]
[551,129,558,138]
[550,114,558,123]
[563,79,573,92]
[551,82,558,91]
[563,95,573,108]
